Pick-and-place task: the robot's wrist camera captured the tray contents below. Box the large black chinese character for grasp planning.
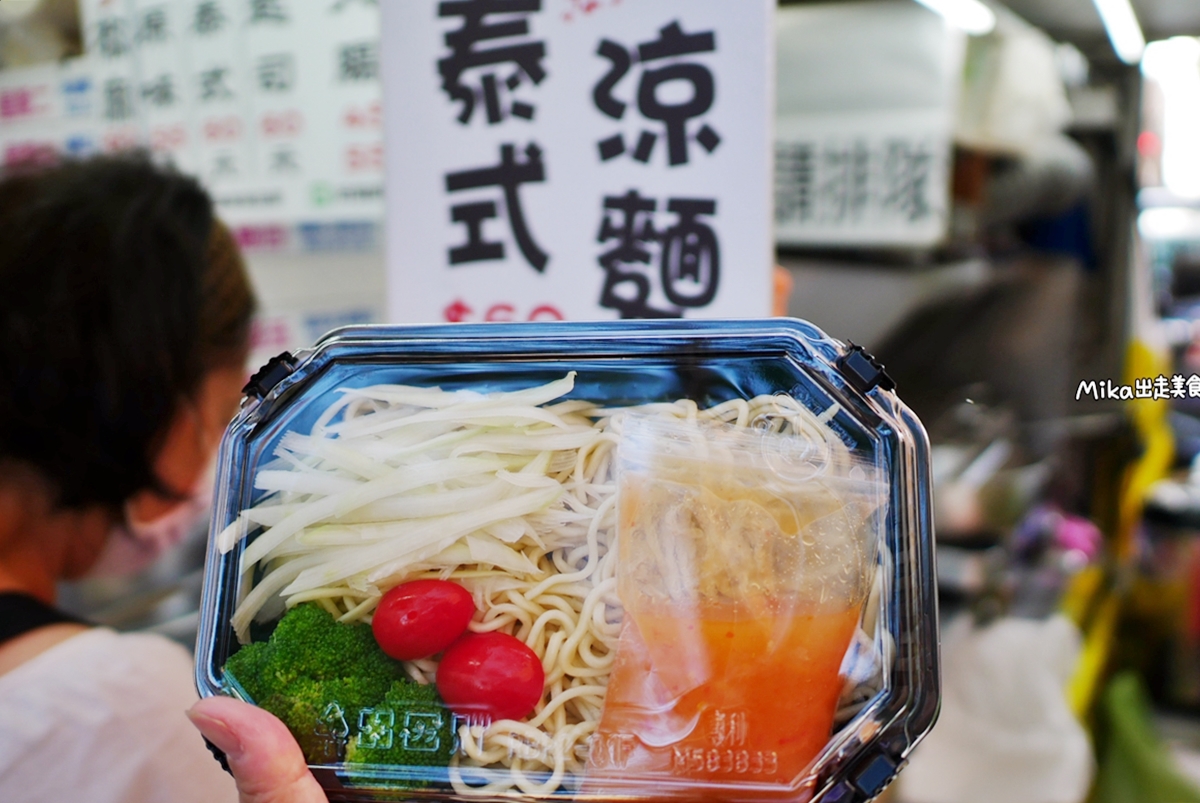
[881,140,933,222]
[445,142,547,272]
[775,142,815,224]
[820,142,870,223]
[258,54,295,92]
[593,21,719,167]
[199,67,234,101]
[97,18,130,58]
[596,191,719,318]
[250,0,289,23]
[137,8,170,44]
[142,75,176,108]
[438,0,546,125]
[596,190,675,318]
[103,79,135,121]
[339,42,379,81]
[193,2,227,35]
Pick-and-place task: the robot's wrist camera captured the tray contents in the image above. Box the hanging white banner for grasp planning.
[382,0,774,324]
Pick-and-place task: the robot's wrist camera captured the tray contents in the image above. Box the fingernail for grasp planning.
[186,705,243,758]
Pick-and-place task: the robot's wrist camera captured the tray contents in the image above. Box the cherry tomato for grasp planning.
[436,632,544,721]
[372,579,475,660]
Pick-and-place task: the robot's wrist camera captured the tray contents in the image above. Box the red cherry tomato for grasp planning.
[436,632,544,721]
[372,579,475,661]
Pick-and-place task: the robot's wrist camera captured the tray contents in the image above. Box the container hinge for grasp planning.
[852,753,901,798]
[243,351,298,400]
[837,342,895,394]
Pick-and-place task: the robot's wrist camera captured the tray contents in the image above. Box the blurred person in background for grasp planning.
[0,154,253,803]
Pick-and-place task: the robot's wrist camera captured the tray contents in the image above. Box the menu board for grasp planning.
[775,110,953,248]
[381,0,776,323]
[773,2,962,248]
[0,0,385,226]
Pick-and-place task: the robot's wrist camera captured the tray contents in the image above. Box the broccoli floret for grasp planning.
[256,603,400,696]
[344,681,457,794]
[222,604,405,763]
[259,677,391,764]
[221,604,456,786]
[345,681,456,769]
[223,640,271,702]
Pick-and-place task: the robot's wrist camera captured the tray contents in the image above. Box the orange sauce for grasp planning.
[586,601,859,797]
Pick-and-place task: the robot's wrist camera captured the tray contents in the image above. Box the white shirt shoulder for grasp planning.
[0,627,238,803]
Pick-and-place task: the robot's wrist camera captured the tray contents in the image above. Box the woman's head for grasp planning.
[0,154,256,523]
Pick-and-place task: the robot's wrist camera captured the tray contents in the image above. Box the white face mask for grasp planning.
[86,455,217,578]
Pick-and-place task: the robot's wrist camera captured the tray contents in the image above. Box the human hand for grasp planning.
[187,695,328,803]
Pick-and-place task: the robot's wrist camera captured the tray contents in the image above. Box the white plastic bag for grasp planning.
[898,613,1094,803]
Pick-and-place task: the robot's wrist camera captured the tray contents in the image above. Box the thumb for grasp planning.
[187,696,328,803]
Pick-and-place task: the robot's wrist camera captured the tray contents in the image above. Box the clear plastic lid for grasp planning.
[195,319,938,803]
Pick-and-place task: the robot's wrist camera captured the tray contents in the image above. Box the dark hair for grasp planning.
[0,153,256,510]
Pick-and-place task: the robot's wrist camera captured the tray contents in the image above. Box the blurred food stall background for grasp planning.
[8,1,1200,800]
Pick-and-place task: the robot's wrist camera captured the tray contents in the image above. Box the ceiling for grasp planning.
[778,2,1200,48]
[999,0,1200,42]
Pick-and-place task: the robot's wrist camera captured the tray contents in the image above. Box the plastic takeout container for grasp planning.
[195,319,939,803]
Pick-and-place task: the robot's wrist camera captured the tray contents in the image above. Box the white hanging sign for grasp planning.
[773,2,963,248]
[382,0,775,324]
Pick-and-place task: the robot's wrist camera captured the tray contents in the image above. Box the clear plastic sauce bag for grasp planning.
[586,413,887,795]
